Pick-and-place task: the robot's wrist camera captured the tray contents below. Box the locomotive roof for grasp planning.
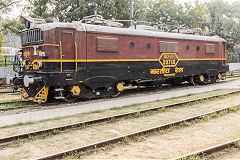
[36,22,226,43]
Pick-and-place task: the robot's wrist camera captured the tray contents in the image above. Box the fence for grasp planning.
[0,67,15,79]
[228,63,240,71]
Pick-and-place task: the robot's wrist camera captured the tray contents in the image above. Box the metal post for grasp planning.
[130,0,134,26]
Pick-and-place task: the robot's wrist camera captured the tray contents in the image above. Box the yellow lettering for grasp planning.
[175,67,184,73]
[150,68,170,75]
[164,73,175,77]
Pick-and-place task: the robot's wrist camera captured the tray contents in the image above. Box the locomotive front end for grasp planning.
[8,16,56,103]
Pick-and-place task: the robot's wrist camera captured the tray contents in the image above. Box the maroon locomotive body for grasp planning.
[10,17,228,103]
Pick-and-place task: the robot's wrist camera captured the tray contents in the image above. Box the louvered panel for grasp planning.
[20,28,43,46]
[160,41,179,53]
[172,42,179,52]
[159,41,167,52]
[166,43,172,52]
[206,44,215,54]
[97,37,118,52]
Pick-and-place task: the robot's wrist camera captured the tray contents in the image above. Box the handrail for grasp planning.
[75,42,78,72]
[59,41,63,72]
[21,44,60,49]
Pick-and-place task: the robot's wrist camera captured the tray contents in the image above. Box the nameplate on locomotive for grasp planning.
[150,53,184,76]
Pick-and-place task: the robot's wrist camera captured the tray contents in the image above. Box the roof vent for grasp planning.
[80,14,123,28]
[20,16,46,29]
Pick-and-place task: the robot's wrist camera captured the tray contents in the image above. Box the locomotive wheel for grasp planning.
[209,76,217,84]
[65,94,78,102]
[111,83,123,98]
[111,90,121,98]
[190,75,199,86]
[64,88,78,102]
[216,73,222,82]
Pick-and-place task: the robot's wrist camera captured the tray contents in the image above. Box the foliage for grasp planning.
[26,0,53,22]
[205,0,240,53]
[146,0,181,26]
[182,1,206,29]
[51,0,94,22]
[0,0,20,14]
[146,0,206,31]
[51,0,130,23]
[0,32,3,54]
[1,19,25,35]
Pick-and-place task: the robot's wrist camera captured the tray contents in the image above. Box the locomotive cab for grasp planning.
[9,17,88,103]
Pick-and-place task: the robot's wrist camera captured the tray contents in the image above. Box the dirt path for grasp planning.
[1,79,239,127]
[0,89,237,137]
[209,148,240,160]
[0,93,20,102]
[84,111,240,159]
[0,93,239,159]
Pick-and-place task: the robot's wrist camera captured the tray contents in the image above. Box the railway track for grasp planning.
[0,91,239,148]
[0,101,35,112]
[0,90,19,94]
[34,104,240,160]
[0,78,239,112]
[172,138,240,160]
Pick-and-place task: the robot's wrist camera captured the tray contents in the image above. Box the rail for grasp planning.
[172,138,240,160]
[35,104,240,160]
[0,90,239,147]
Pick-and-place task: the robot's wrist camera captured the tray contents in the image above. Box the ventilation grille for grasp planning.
[20,28,43,46]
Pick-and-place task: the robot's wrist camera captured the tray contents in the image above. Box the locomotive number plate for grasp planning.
[150,53,184,76]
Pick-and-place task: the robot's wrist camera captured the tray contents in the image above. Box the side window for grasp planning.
[196,45,200,51]
[145,43,151,50]
[186,45,190,50]
[129,42,135,50]
[206,44,215,54]
[159,41,179,53]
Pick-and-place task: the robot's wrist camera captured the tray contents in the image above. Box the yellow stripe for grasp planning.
[179,58,225,61]
[21,44,60,49]
[32,58,225,63]
[75,42,78,72]
[86,59,159,62]
[59,41,63,72]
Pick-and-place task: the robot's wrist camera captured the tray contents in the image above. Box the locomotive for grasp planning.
[7,16,228,103]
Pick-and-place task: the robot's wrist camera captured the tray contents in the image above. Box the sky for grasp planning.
[3,0,240,19]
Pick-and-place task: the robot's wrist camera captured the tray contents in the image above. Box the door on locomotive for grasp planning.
[61,28,76,71]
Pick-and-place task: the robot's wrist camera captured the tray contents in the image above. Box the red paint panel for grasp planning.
[61,29,75,60]
[86,31,224,61]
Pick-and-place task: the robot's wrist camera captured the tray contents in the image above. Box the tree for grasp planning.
[146,0,207,31]
[146,0,181,26]
[51,0,93,22]
[26,0,53,22]
[206,0,240,53]
[0,32,3,54]
[27,0,132,26]
[0,0,20,14]
[51,0,130,23]
[181,1,206,29]
[1,19,24,35]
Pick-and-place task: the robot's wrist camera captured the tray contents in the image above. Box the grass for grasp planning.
[1,89,239,131]
[2,101,239,159]
[0,99,21,103]
[234,141,240,149]
[0,88,239,156]
[63,105,240,159]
